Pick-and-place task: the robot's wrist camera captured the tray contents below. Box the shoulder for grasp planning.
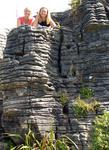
[29,17,35,22]
[18,16,24,20]
[31,17,35,20]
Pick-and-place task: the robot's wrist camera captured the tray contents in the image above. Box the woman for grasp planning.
[17,7,35,27]
[33,7,56,28]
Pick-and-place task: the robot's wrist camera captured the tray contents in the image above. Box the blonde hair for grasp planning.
[24,7,31,13]
[38,7,51,25]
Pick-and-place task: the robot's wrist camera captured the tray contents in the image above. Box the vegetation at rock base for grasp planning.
[5,129,79,150]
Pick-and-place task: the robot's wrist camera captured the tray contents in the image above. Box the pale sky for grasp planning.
[0,0,70,29]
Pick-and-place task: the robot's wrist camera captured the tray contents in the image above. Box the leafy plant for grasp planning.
[90,99,100,113]
[72,96,91,118]
[59,135,79,150]
[70,0,81,13]
[3,137,15,150]
[72,96,100,118]
[90,112,109,150]
[59,91,69,107]
[6,129,79,150]
[80,87,94,99]
[4,128,40,150]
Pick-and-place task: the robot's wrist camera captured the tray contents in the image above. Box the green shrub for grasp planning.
[72,96,100,118]
[59,91,69,107]
[72,96,91,118]
[6,129,78,150]
[70,0,81,13]
[80,87,94,99]
[90,99,100,113]
[90,112,109,150]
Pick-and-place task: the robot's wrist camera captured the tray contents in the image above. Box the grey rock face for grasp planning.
[0,28,9,138]
[0,25,80,147]
[52,10,74,28]
[1,0,109,149]
[0,28,9,59]
[0,25,61,137]
[78,0,109,31]
[0,25,77,142]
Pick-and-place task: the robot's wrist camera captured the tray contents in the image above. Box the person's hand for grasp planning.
[35,12,40,20]
[33,12,40,27]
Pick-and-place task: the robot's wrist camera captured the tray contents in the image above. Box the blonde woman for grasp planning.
[33,7,56,28]
[17,7,35,27]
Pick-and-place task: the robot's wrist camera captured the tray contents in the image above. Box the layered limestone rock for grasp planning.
[0,26,60,137]
[0,25,77,142]
[0,25,82,147]
[78,0,109,31]
[0,28,9,59]
[0,28,9,138]
[1,0,109,149]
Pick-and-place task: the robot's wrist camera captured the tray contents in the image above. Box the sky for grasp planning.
[0,0,70,29]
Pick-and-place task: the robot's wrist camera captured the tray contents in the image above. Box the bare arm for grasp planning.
[33,15,39,27]
[17,18,21,27]
[31,17,35,26]
[50,18,56,28]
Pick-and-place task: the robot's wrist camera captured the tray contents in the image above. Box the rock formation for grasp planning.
[0,0,109,149]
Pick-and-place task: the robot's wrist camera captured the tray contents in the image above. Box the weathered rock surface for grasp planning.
[0,28,9,139]
[0,0,109,149]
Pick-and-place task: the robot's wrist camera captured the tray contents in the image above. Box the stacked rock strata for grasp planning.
[0,25,82,147]
[0,25,79,141]
[0,28,9,137]
[0,28,9,59]
[0,25,92,149]
[0,25,62,137]
[79,0,109,31]
[1,0,109,149]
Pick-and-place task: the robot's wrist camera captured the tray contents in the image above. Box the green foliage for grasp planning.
[56,139,69,150]
[60,135,79,150]
[90,112,109,150]
[72,96,100,118]
[90,99,101,112]
[5,128,40,150]
[4,138,15,150]
[70,0,81,13]
[7,129,78,150]
[55,22,61,28]
[72,96,91,118]
[80,87,94,99]
[59,91,69,106]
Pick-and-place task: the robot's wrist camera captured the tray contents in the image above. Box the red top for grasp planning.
[18,16,34,25]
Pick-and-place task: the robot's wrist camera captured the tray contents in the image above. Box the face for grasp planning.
[40,8,48,19]
[24,8,31,18]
